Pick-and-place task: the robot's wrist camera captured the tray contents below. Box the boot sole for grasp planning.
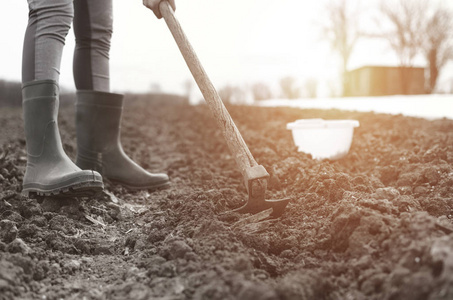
[22,181,104,198]
[108,179,171,191]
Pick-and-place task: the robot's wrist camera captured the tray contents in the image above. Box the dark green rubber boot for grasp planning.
[75,91,170,191]
[21,80,104,197]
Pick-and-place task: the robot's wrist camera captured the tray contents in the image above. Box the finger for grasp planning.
[143,0,153,8]
[153,10,162,19]
[168,0,176,12]
[143,0,162,18]
[152,2,162,18]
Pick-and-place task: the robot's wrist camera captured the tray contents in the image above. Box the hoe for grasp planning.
[160,1,290,218]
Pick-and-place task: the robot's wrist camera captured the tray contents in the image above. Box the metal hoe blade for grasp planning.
[233,165,290,218]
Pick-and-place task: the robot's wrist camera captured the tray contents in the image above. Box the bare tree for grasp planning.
[251,82,274,101]
[302,78,318,98]
[219,84,251,104]
[218,84,235,103]
[280,76,301,99]
[423,7,453,93]
[378,0,425,94]
[323,0,360,97]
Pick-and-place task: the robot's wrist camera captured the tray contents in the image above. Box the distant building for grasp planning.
[346,66,425,97]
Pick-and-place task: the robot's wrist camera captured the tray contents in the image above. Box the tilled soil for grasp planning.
[1,96,452,300]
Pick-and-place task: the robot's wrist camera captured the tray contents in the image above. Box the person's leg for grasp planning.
[73,0,112,92]
[74,0,170,190]
[22,0,73,83]
[21,0,103,197]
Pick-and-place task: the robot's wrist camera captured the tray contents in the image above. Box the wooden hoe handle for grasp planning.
[159,1,267,184]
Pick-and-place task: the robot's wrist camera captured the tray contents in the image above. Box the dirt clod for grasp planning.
[1,98,453,299]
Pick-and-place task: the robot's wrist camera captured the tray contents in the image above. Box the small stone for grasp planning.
[81,256,94,265]
[49,263,61,274]
[0,279,9,289]
[1,168,9,178]
[280,250,293,259]
[416,186,431,197]
[360,273,387,295]
[352,255,372,271]
[6,238,30,254]
[62,259,81,274]
[255,272,268,280]
[167,240,192,260]
[134,238,150,251]
[159,261,176,277]
[30,215,48,228]
[184,251,198,261]
[373,187,400,200]
[396,173,418,187]
[0,220,18,243]
[430,235,453,269]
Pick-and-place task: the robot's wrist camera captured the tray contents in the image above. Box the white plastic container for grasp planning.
[286,119,360,160]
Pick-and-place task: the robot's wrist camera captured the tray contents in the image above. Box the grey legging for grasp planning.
[22,0,112,92]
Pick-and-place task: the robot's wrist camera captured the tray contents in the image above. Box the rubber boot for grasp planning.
[21,80,104,197]
[75,91,170,190]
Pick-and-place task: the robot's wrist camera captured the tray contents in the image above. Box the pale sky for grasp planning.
[1,0,452,96]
